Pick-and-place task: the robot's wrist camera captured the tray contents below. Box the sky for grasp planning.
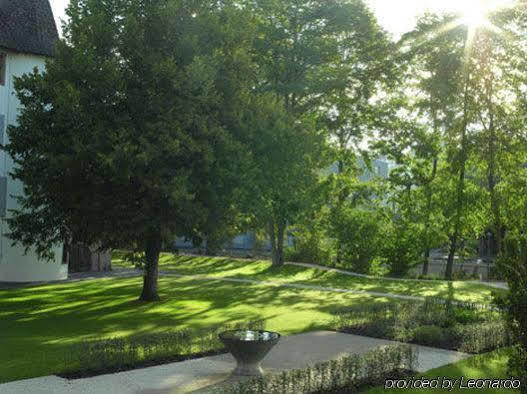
[49,0,511,38]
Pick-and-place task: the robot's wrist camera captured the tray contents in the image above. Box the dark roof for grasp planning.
[0,0,58,57]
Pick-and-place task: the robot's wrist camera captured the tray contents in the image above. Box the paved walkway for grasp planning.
[0,269,139,289]
[287,261,509,289]
[1,258,508,293]
[0,331,470,394]
[1,268,426,301]
[2,268,498,305]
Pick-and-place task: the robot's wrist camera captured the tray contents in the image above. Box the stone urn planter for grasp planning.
[219,330,280,376]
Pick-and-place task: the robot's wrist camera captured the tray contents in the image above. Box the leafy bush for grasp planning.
[412,325,445,347]
[453,308,484,325]
[495,234,527,391]
[284,231,331,265]
[509,345,527,394]
[381,219,422,277]
[331,299,510,353]
[328,208,384,274]
[215,344,417,394]
[61,320,265,377]
[453,321,512,354]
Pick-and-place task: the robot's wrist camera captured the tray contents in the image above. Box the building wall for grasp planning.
[0,50,66,282]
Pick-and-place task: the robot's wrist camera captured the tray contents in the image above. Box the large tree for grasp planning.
[376,14,464,277]
[243,95,326,266]
[4,0,255,301]
[246,0,393,266]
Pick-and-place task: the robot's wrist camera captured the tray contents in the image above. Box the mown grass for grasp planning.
[0,275,379,383]
[0,252,505,383]
[367,348,519,393]
[113,252,505,304]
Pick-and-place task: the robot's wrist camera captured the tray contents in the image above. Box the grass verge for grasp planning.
[367,348,519,393]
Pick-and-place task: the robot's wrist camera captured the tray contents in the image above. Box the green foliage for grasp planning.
[242,95,327,266]
[412,325,445,347]
[244,0,394,266]
[382,216,423,277]
[216,344,417,394]
[62,320,265,377]
[284,229,331,266]
[331,299,512,353]
[496,233,527,390]
[3,0,258,299]
[328,207,384,274]
[452,321,513,354]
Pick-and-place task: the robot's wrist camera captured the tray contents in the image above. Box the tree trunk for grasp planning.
[422,158,438,277]
[140,231,162,302]
[446,235,457,280]
[422,249,430,276]
[446,65,470,281]
[335,159,345,265]
[485,81,502,257]
[269,218,285,267]
[205,233,222,256]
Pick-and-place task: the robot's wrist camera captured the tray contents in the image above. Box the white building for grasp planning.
[0,0,66,282]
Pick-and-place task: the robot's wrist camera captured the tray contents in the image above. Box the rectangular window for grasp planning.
[0,53,5,86]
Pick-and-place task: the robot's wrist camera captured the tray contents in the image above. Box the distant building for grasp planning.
[0,0,66,282]
[326,157,394,181]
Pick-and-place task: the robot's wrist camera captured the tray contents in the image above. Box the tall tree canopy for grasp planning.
[245,0,394,266]
[4,0,256,301]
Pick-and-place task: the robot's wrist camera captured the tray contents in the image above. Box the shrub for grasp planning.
[381,220,422,277]
[284,217,332,266]
[328,208,384,274]
[330,299,510,353]
[284,235,330,266]
[215,344,417,394]
[61,320,265,377]
[453,321,513,353]
[496,233,527,392]
[453,308,484,325]
[412,325,445,347]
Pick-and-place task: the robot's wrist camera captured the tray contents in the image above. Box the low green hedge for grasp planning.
[331,298,512,353]
[216,344,417,394]
[61,320,265,377]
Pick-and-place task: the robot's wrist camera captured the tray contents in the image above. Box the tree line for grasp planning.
[4,0,527,307]
[5,0,527,383]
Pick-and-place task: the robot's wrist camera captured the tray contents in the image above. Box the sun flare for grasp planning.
[459,5,489,29]
[457,0,516,32]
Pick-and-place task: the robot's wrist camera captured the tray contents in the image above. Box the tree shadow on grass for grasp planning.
[0,274,382,382]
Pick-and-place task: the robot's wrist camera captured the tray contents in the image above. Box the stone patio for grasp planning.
[0,331,471,394]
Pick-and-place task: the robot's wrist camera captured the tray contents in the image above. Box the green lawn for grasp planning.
[113,252,504,304]
[0,253,506,384]
[1,275,379,383]
[368,349,519,393]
